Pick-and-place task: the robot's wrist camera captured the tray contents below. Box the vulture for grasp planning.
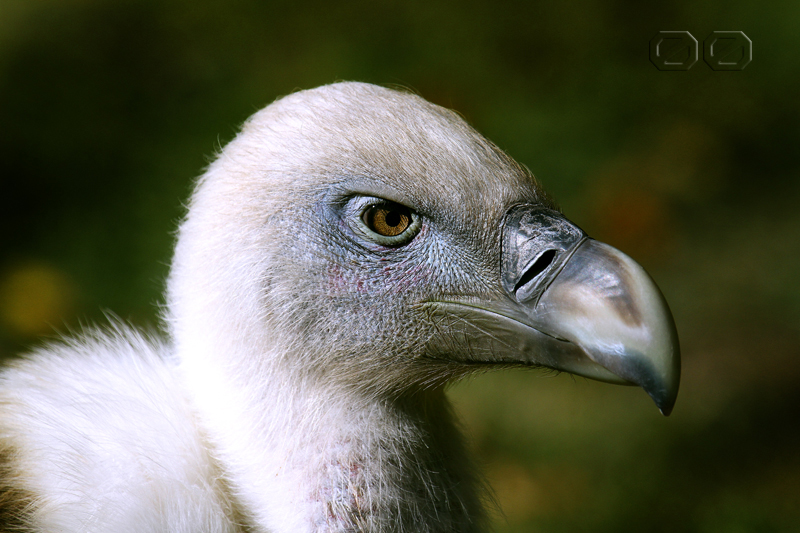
[0,82,679,532]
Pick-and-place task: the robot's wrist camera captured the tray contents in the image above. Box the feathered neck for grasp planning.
[178,348,485,533]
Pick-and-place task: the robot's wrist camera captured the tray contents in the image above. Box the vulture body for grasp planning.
[0,83,680,532]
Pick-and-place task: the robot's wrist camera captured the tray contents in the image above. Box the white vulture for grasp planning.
[0,82,679,532]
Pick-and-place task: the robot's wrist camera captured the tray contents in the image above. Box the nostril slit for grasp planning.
[514,249,557,293]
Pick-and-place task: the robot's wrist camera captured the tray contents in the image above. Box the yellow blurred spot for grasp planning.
[488,461,543,524]
[487,460,590,524]
[0,262,75,337]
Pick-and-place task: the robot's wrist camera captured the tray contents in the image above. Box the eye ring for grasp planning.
[358,201,421,245]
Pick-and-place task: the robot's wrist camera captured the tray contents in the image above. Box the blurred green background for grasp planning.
[1,0,798,531]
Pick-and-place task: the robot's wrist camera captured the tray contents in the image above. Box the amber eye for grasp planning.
[362,203,412,237]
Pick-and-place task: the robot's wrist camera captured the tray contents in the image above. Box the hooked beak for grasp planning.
[423,205,680,415]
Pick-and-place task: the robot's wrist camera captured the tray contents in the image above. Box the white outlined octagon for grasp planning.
[704,31,752,71]
[650,31,699,71]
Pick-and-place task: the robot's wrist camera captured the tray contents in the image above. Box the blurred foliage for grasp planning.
[1,0,799,531]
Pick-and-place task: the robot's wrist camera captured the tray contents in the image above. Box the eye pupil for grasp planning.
[364,203,412,237]
[384,210,402,228]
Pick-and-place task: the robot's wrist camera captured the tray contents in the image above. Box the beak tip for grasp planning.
[651,326,681,417]
[646,371,680,416]
[655,395,676,416]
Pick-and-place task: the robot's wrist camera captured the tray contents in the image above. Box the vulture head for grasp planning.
[169,82,678,414]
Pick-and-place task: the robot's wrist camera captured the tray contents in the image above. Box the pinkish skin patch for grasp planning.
[324,256,436,297]
[323,222,437,296]
[308,457,370,530]
[324,263,352,294]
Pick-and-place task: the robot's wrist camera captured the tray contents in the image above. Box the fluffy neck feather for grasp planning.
[179,350,484,533]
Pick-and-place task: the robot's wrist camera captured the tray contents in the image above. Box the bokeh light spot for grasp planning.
[0,262,76,337]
